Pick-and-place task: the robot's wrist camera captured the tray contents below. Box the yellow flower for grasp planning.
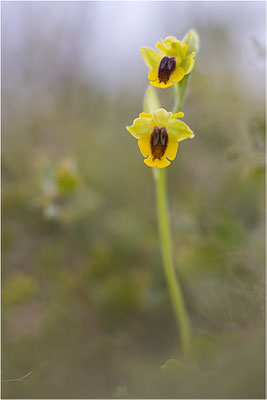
[126,108,194,168]
[140,36,196,89]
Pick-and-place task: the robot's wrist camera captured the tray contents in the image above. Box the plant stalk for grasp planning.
[173,76,189,114]
[153,167,191,360]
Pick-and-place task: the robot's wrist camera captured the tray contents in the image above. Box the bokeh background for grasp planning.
[2,1,265,399]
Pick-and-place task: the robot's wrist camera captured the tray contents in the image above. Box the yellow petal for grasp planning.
[163,36,177,43]
[143,155,154,167]
[126,117,152,139]
[161,36,178,48]
[140,47,162,69]
[183,55,195,75]
[152,108,172,128]
[144,155,170,168]
[181,43,188,58]
[150,79,174,89]
[171,66,185,83]
[187,58,195,75]
[167,119,194,142]
[156,42,168,55]
[162,45,177,57]
[138,133,151,158]
[165,134,178,160]
[148,67,158,81]
[154,157,171,168]
[171,112,184,119]
[161,38,183,58]
[139,112,152,119]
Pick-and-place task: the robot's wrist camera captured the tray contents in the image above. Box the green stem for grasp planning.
[153,167,191,360]
[173,75,189,113]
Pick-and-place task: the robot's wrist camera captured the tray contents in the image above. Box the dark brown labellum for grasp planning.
[150,127,168,160]
[152,127,160,146]
[158,56,176,84]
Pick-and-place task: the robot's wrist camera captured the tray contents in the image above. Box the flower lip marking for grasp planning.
[158,56,176,84]
[151,126,168,160]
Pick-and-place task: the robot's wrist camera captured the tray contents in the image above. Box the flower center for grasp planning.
[150,126,168,160]
[158,56,176,84]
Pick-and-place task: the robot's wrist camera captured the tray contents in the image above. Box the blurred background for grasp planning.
[2,1,265,399]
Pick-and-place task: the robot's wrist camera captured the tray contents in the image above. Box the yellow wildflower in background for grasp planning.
[126,108,194,168]
[140,36,196,89]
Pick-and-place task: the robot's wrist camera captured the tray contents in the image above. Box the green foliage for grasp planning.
[3,274,38,306]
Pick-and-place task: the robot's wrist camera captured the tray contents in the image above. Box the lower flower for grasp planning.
[126,108,194,168]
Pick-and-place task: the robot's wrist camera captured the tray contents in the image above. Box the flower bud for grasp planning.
[143,86,160,113]
[56,159,79,193]
[182,29,200,55]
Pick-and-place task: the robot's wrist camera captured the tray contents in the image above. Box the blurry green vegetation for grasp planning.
[3,274,38,307]
[2,12,265,400]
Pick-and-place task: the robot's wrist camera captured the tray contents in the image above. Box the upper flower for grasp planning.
[126,108,194,168]
[140,36,196,89]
